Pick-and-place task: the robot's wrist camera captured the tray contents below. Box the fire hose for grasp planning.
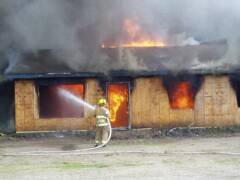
[1,118,112,156]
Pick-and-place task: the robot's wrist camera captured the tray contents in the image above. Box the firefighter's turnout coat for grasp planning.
[95,106,110,127]
[95,106,110,145]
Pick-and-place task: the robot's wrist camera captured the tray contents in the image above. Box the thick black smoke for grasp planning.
[0,0,240,74]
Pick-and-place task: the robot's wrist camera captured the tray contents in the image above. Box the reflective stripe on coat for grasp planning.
[95,107,110,127]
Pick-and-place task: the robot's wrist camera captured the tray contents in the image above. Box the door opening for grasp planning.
[107,83,129,128]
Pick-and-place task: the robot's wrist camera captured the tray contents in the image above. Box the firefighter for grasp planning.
[95,97,110,147]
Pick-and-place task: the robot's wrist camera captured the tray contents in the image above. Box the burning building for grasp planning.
[2,38,239,132]
[7,68,240,132]
[1,1,240,133]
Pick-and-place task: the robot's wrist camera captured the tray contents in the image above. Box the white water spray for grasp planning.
[58,88,96,111]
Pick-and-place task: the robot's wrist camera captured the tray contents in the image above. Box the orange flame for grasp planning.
[108,84,128,127]
[170,82,194,109]
[102,19,165,48]
[109,92,125,122]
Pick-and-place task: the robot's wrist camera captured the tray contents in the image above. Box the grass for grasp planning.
[0,134,7,141]
[0,162,109,174]
[215,158,240,166]
[121,162,146,167]
[162,159,183,165]
[0,164,46,173]
[0,161,147,173]
[60,162,109,170]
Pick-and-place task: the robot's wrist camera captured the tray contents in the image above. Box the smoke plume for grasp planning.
[0,0,240,74]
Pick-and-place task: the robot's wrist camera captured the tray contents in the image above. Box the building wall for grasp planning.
[15,79,103,132]
[194,76,239,127]
[15,75,240,132]
[131,77,170,128]
[131,75,240,128]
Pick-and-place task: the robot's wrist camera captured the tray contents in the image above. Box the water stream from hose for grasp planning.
[58,88,96,111]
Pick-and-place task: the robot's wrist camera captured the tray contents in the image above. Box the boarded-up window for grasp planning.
[39,84,84,118]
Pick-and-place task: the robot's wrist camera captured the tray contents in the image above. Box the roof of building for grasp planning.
[4,39,240,80]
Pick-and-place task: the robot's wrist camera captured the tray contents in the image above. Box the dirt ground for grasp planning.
[0,134,240,180]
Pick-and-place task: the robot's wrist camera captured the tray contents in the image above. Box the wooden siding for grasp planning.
[131,76,239,128]
[131,77,170,128]
[15,79,103,132]
[195,76,238,127]
[15,75,240,132]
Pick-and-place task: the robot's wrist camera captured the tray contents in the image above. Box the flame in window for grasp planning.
[169,81,194,109]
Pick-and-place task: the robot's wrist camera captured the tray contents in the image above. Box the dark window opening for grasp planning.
[235,84,240,107]
[230,76,240,107]
[236,91,240,107]
[39,83,84,118]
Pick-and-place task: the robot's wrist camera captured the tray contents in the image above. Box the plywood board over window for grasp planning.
[194,76,238,127]
[131,77,170,128]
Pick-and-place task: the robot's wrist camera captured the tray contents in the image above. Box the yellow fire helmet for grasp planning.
[97,98,107,106]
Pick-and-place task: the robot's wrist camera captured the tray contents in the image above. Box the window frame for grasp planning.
[36,79,86,119]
